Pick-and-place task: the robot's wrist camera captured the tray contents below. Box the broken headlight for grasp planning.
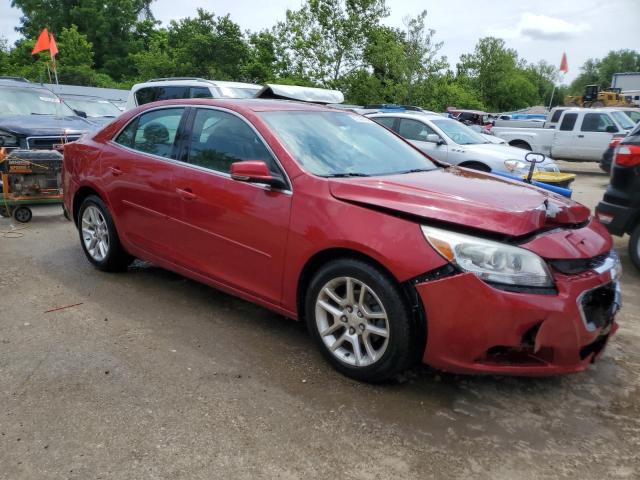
[421,226,553,287]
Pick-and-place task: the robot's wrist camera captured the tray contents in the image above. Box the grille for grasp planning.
[578,282,619,333]
[26,135,81,150]
[549,253,609,275]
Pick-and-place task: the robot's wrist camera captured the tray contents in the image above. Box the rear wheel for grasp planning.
[630,223,640,271]
[305,258,414,382]
[78,195,133,272]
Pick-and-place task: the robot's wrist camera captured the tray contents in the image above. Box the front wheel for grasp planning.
[305,258,414,382]
[629,223,640,271]
[78,195,133,272]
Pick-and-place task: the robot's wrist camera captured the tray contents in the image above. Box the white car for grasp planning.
[125,77,262,110]
[367,112,559,175]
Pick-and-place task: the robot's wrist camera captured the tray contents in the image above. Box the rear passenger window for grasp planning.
[190,87,213,99]
[581,113,617,133]
[550,109,565,123]
[134,86,191,106]
[559,113,578,131]
[186,108,275,174]
[114,108,184,159]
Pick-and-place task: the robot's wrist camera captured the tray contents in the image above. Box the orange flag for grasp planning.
[49,33,58,57]
[559,53,568,74]
[32,28,51,55]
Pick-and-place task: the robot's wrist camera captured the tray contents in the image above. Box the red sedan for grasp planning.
[63,98,621,382]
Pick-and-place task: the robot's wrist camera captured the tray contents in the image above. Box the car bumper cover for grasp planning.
[415,264,620,375]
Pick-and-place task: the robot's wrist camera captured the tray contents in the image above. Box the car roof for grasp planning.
[132,78,261,90]
[137,98,339,114]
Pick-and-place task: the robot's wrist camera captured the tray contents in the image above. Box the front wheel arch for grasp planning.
[459,161,491,172]
[509,140,532,151]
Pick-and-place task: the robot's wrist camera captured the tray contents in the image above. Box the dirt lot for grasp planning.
[1,171,639,480]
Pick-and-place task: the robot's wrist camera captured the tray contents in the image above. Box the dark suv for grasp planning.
[596,122,640,269]
[0,78,96,152]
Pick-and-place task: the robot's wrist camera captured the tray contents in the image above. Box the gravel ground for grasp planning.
[0,173,638,480]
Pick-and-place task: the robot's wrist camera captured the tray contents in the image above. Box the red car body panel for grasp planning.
[63,98,619,376]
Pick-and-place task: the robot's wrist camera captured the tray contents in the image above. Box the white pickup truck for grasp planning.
[492,108,635,161]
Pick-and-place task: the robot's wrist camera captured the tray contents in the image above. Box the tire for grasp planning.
[629,223,640,271]
[459,161,491,172]
[510,141,532,151]
[78,195,133,272]
[13,206,32,223]
[592,101,605,108]
[304,258,414,382]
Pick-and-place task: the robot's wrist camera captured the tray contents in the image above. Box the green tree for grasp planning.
[275,0,388,86]
[457,37,538,111]
[11,0,155,79]
[570,49,640,94]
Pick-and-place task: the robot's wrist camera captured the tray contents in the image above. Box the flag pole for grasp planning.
[51,54,59,85]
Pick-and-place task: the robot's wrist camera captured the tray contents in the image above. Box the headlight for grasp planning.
[504,159,534,174]
[0,130,18,147]
[421,226,553,287]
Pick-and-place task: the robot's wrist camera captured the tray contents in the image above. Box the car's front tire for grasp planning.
[78,195,133,272]
[305,258,414,382]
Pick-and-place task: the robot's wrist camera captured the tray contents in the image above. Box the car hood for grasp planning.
[0,115,98,136]
[329,167,590,237]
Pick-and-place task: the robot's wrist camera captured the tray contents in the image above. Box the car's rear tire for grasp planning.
[629,223,640,271]
[78,195,133,272]
[305,258,414,382]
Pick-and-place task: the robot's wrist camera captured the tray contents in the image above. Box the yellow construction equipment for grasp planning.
[565,85,631,108]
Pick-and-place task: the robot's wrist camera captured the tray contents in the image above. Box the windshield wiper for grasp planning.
[324,172,370,178]
[397,168,432,174]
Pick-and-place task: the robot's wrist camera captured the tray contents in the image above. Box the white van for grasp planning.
[125,77,262,110]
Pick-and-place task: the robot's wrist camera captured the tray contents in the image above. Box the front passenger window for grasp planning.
[186,109,276,174]
[114,108,185,159]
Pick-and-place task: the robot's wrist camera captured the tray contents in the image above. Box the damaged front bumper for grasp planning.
[414,252,621,375]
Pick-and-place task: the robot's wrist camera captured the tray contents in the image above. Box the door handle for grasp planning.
[109,166,123,176]
[577,135,584,138]
[176,187,197,201]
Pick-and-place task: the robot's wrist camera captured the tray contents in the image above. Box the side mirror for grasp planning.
[73,109,87,118]
[605,125,618,133]
[426,134,444,145]
[230,161,287,190]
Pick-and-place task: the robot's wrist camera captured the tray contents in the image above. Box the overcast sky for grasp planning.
[1,0,639,83]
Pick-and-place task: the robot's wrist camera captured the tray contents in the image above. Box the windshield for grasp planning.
[63,98,121,117]
[431,118,488,145]
[611,111,636,130]
[622,110,640,125]
[217,86,261,99]
[259,111,436,176]
[0,87,76,116]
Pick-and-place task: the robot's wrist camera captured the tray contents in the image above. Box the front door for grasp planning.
[169,107,292,304]
[576,112,618,161]
[102,107,186,259]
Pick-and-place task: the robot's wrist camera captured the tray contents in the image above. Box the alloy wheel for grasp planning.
[315,276,390,367]
[81,205,110,262]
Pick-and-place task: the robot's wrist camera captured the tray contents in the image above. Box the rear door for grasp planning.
[577,112,619,161]
[102,107,186,259]
[551,112,579,159]
[169,107,292,304]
